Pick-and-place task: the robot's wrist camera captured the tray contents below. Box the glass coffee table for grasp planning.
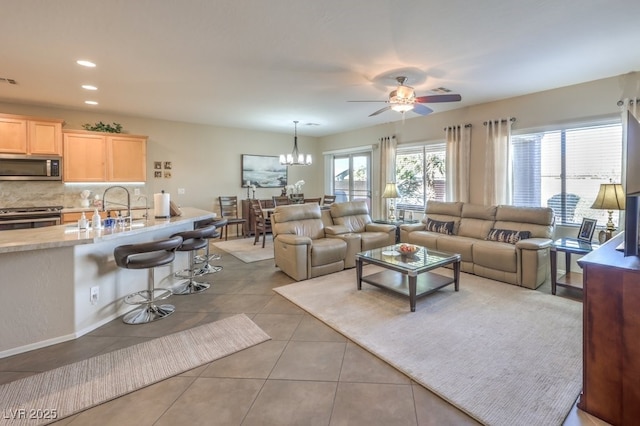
[356,245,461,312]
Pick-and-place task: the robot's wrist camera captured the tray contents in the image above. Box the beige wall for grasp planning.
[0,103,322,213]
[1,72,638,218]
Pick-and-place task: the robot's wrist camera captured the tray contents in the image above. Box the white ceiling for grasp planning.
[1,0,640,137]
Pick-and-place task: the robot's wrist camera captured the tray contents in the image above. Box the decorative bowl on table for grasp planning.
[395,243,420,255]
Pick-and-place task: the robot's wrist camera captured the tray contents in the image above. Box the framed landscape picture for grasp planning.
[241,154,287,188]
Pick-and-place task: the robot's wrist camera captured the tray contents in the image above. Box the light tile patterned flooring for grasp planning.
[0,241,607,425]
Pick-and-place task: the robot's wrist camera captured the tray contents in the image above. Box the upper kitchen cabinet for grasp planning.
[0,113,63,155]
[107,134,147,182]
[63,130,147,182]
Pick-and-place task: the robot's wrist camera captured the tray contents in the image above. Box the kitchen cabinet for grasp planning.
[63,130,147,182]
[0,113,63,155]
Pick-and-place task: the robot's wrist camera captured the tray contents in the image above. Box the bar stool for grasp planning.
[193,218,227,275]
[114,235,183,324]
[171,224,217,294]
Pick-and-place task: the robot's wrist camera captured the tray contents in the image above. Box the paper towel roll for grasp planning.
[154,192,170,218]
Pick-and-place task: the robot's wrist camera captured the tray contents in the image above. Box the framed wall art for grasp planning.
[241,154,287,188]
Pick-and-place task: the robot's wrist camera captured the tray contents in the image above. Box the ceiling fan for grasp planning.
[349,76,462,117]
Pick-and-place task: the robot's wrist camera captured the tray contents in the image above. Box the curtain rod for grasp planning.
[443,124,472,130]
[483,117,516,126]
[617,98,639,106]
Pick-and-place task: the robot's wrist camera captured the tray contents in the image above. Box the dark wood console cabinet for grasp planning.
[577,233,640,425]
[241,199,274,237]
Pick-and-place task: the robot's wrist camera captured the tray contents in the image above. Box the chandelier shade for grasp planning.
[280,120,312,166]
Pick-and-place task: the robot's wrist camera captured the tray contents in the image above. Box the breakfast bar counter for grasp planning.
[0,208,215,358]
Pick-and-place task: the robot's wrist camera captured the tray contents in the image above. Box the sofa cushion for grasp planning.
[435,235,476,264]
[330,201,372,233]
[424,200,463,234]
[473,240,518,273]
[425,219,454,234]
[486,228,531,244]
[310,238,347,266]
[360,232,393,251]
[495,205,554,238]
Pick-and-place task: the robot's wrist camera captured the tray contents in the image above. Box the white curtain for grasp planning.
[445,124,471,202]
[379,136,396,219]
[620,98,639,191]
[484,118,514,206]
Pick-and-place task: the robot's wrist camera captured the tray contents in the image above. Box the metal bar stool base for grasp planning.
[195,264,223,275]
[123,303,175,325]
[171,279,210,295]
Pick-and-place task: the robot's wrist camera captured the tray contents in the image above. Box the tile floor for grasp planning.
[0,241,607,425]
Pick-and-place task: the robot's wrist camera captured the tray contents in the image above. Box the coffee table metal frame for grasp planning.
[356,245,461,312]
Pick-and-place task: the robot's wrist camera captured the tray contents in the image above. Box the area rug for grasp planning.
[212,237,274,263]
[0,314,270,426]
[274,267,583,426]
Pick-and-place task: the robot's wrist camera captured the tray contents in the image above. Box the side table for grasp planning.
[550,237,598,295]
[372,219,419,243]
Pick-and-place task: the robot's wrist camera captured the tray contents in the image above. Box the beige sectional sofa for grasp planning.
[399,201,555,289]
[271,201,396,280]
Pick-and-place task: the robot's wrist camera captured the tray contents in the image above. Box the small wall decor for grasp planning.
[154,171,162,178]
[154,161,162,170]
[164,161,172,170]
[164,171,172,179]
[241,154,287,188]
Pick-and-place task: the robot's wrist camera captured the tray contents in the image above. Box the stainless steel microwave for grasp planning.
[0,154,62,181]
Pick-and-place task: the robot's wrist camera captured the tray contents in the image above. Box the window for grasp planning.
[512,121,622,226]
[332,152,371,207]
[395,142,446,212]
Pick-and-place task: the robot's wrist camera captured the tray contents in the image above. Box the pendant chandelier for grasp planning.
[280,120,312,166]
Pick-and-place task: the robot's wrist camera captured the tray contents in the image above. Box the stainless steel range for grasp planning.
[0,206,63,231]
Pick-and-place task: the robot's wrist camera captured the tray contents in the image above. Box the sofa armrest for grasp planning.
[276,234,313,245]
[325,225,350,236]
[365,223,396,233]
[516,238,552,250]
[328,233,362,268]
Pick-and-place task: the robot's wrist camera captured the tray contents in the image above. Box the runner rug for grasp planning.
[274,266,583,426]
[0,314,270,426]
[212,237,274,263]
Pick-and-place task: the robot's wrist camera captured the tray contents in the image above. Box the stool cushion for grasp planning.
[172,225,217,251]
[114,236,183,269]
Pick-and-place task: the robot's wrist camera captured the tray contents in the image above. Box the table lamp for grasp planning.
[590,182,625,243]
[382,183,400,221]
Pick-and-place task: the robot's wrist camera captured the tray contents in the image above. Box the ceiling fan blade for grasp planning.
[412,104,433,116]
[414,94,462,103]
[347,100,388,103]
[369,106,392,117]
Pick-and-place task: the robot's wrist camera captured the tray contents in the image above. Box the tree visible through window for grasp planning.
[395,143,446,213]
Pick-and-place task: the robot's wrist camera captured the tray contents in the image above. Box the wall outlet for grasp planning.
[90,286,99,305]
[134,188,140,196]
[178,188,185,195]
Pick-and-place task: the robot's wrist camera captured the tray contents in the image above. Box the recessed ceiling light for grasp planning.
[81,85,97,91]
[76,60,96,68]
[85,100,98,105]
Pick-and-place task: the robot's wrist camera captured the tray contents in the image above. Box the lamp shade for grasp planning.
[590,183,626,210]
[382,183,400,198]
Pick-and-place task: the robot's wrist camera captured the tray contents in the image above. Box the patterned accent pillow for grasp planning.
[486,228,531,244]
[425,219,454,235]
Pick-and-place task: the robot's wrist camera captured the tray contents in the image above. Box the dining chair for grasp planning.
[250,199,270,247]
[218,196,247,240]
[272,196,290,206]
[322,194,336,206]
[304,198,321,205]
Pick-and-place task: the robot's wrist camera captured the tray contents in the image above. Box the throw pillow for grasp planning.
[425,219,454,235]
[486,228,531,244]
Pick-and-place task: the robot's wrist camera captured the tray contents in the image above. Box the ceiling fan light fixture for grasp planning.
[391,104,414,113]
[280,121,312,166]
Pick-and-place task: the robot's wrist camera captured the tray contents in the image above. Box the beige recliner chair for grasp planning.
[326,201,397,268]
[271,203,348,281]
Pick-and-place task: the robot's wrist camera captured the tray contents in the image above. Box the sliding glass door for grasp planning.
[333,153,371,207]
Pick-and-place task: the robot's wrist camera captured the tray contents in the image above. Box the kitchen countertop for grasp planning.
[0,207,215,254]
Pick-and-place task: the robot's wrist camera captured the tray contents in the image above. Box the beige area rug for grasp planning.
[274,267,583,426]
[0,314,270,426]
[212,237,274,263]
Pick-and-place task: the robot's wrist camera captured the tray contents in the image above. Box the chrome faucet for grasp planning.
[137,194,149,220]
[102,186,131,223]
